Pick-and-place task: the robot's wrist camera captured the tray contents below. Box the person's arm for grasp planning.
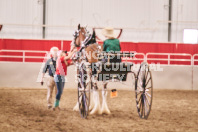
[70,40,76,52]
[67,59,73,66]
[41,59,50,85]
[64,48,77,60]
[41,73,45,85]
[69,61,73,65]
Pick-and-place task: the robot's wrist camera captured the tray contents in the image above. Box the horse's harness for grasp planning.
[73,28,90,47]
[72,27,97,63]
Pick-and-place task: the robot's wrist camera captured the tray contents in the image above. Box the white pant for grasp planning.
[47,76,57,107]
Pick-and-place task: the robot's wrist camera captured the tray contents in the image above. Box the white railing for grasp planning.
[193,54,198,65]
[0,50,48,63]
[146,53,193,65]
[0,50,198,65]
[122,53,145,62]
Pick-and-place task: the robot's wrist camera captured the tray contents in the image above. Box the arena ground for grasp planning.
[0,88,198,132]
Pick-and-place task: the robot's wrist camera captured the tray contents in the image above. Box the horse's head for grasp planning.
[72,24,99,63]
[73,24,89,47]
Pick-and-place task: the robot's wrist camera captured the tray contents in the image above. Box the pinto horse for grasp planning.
[72,24,111,115]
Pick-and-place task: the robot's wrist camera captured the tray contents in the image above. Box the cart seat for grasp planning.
[97,62,133,81]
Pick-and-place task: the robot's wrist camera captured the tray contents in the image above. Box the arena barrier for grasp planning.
[1,38,198,64]
[0,62,197,90]
[0,39,198,90]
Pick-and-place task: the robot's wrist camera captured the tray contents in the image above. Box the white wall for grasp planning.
[0,0,43,39]
[0,0,198,43]
[0,62,197,90]
[171,0,198,43]
[193,66,198,90]
[0,62,78,89]
[151,65,194,90]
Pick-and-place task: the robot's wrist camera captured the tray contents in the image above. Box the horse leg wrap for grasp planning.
[73,102,79,111]
[101,90,111,114]
[89,91,94,111]
[90,90,102,115]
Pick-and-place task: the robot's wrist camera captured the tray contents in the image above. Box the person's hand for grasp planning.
[73,48,77,52]
[41,78,44,85]
[70,45,75,52]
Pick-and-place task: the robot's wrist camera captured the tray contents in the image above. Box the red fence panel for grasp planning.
[0,39,198,64]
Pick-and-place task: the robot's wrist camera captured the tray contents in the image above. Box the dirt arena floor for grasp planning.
[0,88,198,132]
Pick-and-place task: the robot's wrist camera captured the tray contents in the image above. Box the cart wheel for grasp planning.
[135,62,153,119]
[77,63,90,118]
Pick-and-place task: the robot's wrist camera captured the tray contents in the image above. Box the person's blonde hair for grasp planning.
[50,47,59,55]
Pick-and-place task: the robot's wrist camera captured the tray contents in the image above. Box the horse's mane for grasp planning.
[84,30,96,46]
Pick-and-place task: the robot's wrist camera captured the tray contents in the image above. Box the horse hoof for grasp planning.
[101,109,111,115]
[90,109,102,115]
[73,102,79,111]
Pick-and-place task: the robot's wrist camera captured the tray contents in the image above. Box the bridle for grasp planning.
[73,27,90,47]
[72,27,97,63]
